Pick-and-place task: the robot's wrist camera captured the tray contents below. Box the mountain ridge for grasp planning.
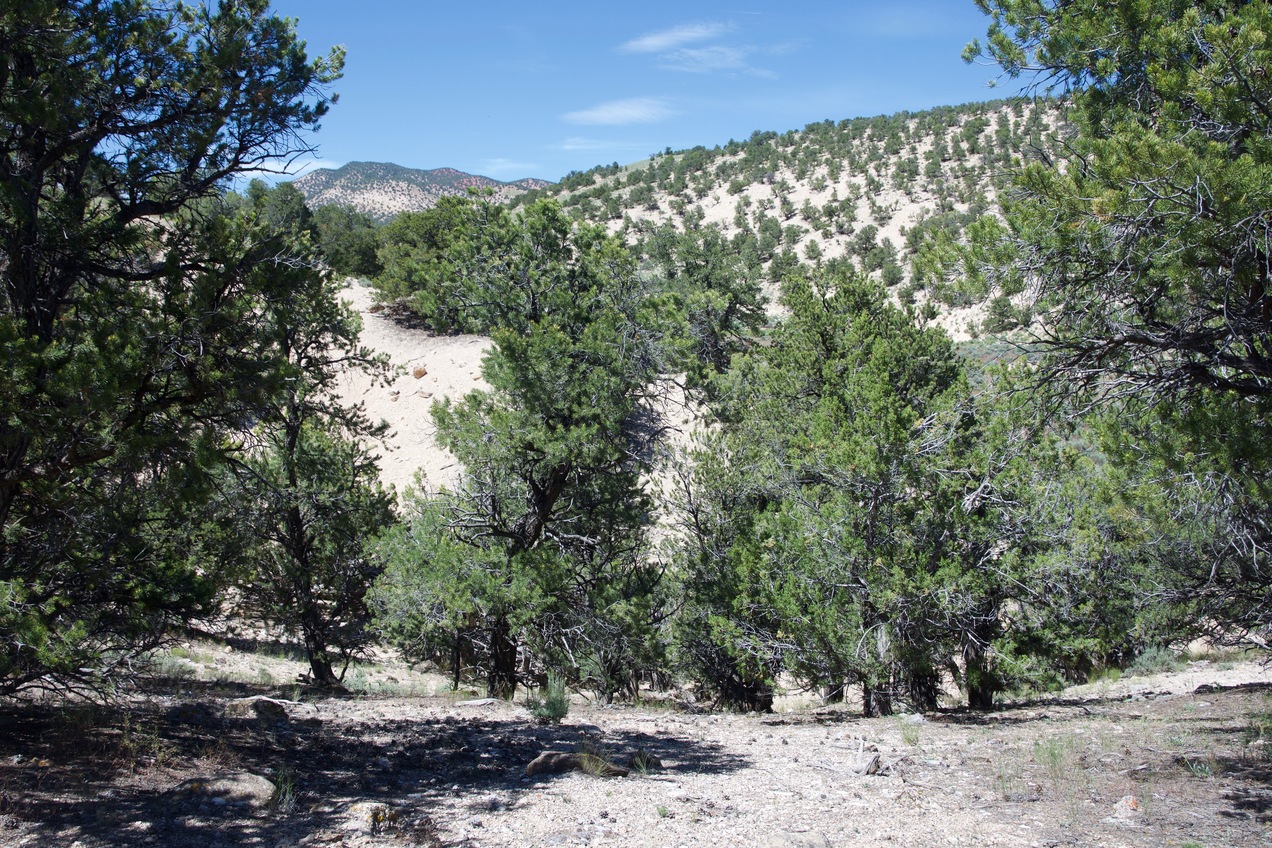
[292,161,552,222]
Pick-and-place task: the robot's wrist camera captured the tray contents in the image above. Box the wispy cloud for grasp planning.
[621,20,774,76]
[479,158,539,177]
[558,137,646,152]
[621,22,732,54]
[659,45,771,76]
[562,97,676,126]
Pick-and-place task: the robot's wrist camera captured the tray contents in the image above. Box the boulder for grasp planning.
[225,696,290,722]
[169,772,275,810]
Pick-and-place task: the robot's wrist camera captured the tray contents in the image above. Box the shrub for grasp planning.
[527,675,570,724]
[1125,645,1182,677]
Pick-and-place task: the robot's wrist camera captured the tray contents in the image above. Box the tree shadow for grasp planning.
[0,692,750,847]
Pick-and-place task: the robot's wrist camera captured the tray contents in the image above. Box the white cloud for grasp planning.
[621,22,732,54]
[479,158,539,177]
[621,20,773,76]
[659,45,753,74]
[562,97,676,126]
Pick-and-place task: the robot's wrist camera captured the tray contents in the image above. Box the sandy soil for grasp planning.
[1,653,1268,848]
[335,281,491,494]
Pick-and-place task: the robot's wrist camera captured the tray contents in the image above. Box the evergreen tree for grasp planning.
[212,186,395,686]
[968,0,1272,635]
[0,0,341,695]
[372,200,667,700]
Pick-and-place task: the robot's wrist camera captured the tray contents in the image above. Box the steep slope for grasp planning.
[340,99,1065,491]
[515,98,1065,338]
[294,161,552,222]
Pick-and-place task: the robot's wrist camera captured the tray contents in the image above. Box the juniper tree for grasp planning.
[0,0,342,694]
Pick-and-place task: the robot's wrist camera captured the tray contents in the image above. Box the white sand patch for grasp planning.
[336,281,492,494]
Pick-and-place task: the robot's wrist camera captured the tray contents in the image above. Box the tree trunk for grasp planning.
[862,682,893,717]
[906,664,941,713]
[964,640,996,711]
[302,620,340,687]
[451,628,463,690]
[488,616,518,700]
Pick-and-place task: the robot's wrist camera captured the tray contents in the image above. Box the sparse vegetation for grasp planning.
[526,675,570,725]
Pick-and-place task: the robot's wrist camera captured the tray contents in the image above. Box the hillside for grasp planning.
[293,161,552,222]
[515,98,1065,339]
[341,99,1067,494]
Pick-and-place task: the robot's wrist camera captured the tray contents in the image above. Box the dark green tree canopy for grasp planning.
[0,0,342,694]
[968,0,1272,399]
[969,0,1272,636]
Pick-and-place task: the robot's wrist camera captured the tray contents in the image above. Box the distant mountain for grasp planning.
[292,162,553,222]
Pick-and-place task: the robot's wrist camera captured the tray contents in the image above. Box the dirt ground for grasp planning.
[1,648,1269,848]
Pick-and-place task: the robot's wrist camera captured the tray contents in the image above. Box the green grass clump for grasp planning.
[527,674,570,724]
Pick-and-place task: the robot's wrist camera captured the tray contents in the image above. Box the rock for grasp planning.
[412,365,427,379]
[225,696,291,723]
[456,697,500,707]
[169,772,276,810]
[527,751,583,776]
[525,751,629,777]
[238,695,319,724]
[344,801,399,835]
[1110,794,1142,820]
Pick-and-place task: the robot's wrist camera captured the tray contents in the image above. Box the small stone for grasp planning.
[1109,794,1142,821]
[225,696,290,723]
[412,365,428,379]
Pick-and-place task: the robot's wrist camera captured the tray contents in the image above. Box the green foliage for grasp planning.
[1125,646,1183,678]
[313,204,383,279]
[371,199,668,701]
[0,0,339,696]
[526,674,570,724]
[671,269,1013,712]
[969,0,1272,636]
[197,185,396,687]
[638,223,767,383]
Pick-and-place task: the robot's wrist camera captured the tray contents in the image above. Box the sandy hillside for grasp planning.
[336,281,492,494]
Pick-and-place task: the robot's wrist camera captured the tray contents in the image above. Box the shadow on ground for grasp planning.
[0,686,750,847]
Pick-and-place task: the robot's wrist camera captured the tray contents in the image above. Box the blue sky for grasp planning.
[275,1,1018,182]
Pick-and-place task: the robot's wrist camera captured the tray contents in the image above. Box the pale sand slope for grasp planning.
[335,280,492,495]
